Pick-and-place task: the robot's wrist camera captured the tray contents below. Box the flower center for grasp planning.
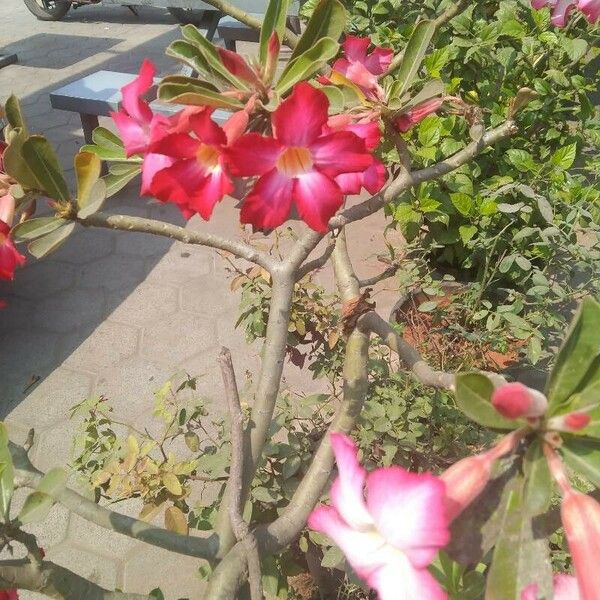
[276,147,313,177]
[196,144,221,171]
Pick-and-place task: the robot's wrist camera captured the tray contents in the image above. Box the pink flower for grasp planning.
[441,429,524,521]
[548,411,592,433]
[332,36,393,101]
[491,382,548,420]
[308,433,450,600]
[227,83,373,232]
[148,107,235,220]
[323,114,387,195]
[0,589,19,600]
[522,574,580,599]
[0,193,25,282]
[531,0,600,26]
[393,98,444,133]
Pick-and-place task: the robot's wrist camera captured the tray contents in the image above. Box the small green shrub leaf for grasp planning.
[21,136,70,202]
[28,222,76,259]
[11,217,67,242]
[561,437,600,487]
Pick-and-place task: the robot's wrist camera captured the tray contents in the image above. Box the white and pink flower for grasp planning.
[308,433,450,600]
[531,0,600,27]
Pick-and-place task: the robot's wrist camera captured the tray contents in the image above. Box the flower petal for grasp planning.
[149,159,207,209]
[227,134,282,177]
[0,194,15,226]
[329,433,374,531]
[189,109,227,146]
[366,467,450,567]
[293,170,343,232]
[551,0,576,25]
[362,160,387,195]
[141,153,175,196]
[342,36,370,62]
[121,59,155,124]
[364,46,394,75]
[150,133,200,160]
[217,48,260,84]
[0,226,26,281]
[272,82,329,147]
[111,112,148,156]
[186,166,233,220]
[369,559,448,600]
[309,132,372,178]
[553,574,580,600]
[334,172,363,196]
[240,168,294,229]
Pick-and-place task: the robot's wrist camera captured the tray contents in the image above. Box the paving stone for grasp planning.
[11,260,76,300]
[141,312,217,366]
[108,282,179,327]
[145,246,214,285]
[180,275,240,317]
[31,419,80,472]
[51,228,116,265]
[78,254,149,292]
[114,230,173,258]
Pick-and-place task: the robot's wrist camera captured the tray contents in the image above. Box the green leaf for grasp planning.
[158,77,243,109]
[162,473,183,496]
[149,589,165,600]
[11,217,67,242]
[546,297,600,411]
[454,373,520,430]
[505,149,535,173]
[103,163,141,198]
[485,474,552,599]
[164,505,189,535]
[388,20,436,97]
[77,179,107,218]
[92,127,124,152]
[321,545,345,568]
[389,79,444,112]
[561,437,600,487]
[275,38,340,94]
[74,151,101,209]
[18,491,54,524]
[550,143,577,169]
[166,40,247,89]
[451,192,473,216]
[290,0,346,62]
[523,440,553,515]
[260,0,291,64]
[28,222,76,259]
[3,129,41,189]
[21,136,70,202]
[4,95,27,132]
[459,224,478,243]
[0,423,14,522]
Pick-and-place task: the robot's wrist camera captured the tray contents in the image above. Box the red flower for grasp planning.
[0,192,25,282]
[227,83,373,232]
[332,36,393,101]
[148,108,234,220]
[393,98,444,133]
[491,382,548,420]
[548,411,592,433]
[324,114,387,195]
[0,589,19,599]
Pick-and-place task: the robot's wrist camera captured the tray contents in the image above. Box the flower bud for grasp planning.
[548,412,592,433]
[561,489,600,600]
[491,382,547,420]
[441,429,523,521]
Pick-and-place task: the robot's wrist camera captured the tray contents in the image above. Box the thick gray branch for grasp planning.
[75,212,276,272]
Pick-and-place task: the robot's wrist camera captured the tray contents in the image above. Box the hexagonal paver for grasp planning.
[114,230,172,258]
[78,254,149,292]
[31,419,80,473]
[108,283,179,327]
[8,367,94,429]
[122,542,207,598]
[141,312,217,365]
[51,228,116,265]
[44,542,119,590]
[32,288,107,333]
[145,246,213,286]
[180,275,240,317]
[12,260,76,300]
[62,320,140,372]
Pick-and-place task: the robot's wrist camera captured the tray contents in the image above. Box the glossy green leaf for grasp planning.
[546,297,600,411]
[103,163,141,198]
[260,0,291,64]
[319,85,345,113]
[77,179,107,218]
[21,136,70,202]
[454,373,520,430]
[11,217,67,242]
[290,0,346,62]
[388,20,436,97]
[28,222,76,259]
[18,491,54,524]
[166,40,247,89]
[523,439,553,515]
[561,437,600,488]
[3,129,40,189]
[389,78,444,112]
[75,151,101,209]
[158,77,243,109]
[4,95,27,133]
[275,37,340,94]
[0,423,14,522]
[485,474,552,599]
[92,127,125,152]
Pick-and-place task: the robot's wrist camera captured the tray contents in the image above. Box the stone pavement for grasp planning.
[0,3,399,597]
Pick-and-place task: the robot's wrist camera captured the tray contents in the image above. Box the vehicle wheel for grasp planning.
[22,0,71,20]
[168,7,208,25]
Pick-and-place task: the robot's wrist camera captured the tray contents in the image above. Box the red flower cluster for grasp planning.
[112,60,386,233]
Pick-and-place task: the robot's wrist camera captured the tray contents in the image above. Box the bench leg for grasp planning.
[80,113,99,145]
[287,16,301,35]
[224,38,237,51]
[205,11,222,41]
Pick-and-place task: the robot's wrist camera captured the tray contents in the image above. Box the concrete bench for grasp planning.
[50,69,228,145]
[218,13,301,51]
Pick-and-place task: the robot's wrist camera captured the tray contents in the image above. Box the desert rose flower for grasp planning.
[491,382,548,420]
[522,574,580,600]
[0,191,26,281]
[332,36,393,101]
[547,411,592,433]
[531,0,600,26]
[148,108,235,220]
[308,433,450,600]
[441,428,524,521]
[394,98,444,133]
[0,589,19,599]
[227,83,373,232]
[323,114,387,195]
